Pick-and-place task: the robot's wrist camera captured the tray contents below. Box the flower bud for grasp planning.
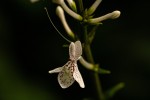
[53,0,82,21]
[87,10,121,24]
[56,6,75,38]
[87,0,102,15]
[66,0,77,12]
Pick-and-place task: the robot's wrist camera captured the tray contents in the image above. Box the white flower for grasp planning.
[49,41,85,88]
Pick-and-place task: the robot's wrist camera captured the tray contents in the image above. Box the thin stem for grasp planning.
[77,0,84,14]
[83,25,105,100]
[44,7,71,43]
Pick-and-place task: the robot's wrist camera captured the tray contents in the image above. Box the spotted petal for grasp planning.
[73,63,85,88]
[58,61,75,88]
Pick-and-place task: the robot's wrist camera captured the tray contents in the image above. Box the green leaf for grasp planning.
[98,67,111,74]
[88,25,99,44]
[93,64,111,74]
[105,82,125,99]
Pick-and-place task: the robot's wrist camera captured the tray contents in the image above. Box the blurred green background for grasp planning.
[0,0,150,100]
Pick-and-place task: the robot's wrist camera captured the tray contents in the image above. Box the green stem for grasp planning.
[77,0,84,14]
[83,25,105,100]
[77,0,105,99]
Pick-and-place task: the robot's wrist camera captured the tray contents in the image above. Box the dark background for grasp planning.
[0,0,150,100]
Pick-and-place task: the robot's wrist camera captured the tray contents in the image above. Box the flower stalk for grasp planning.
[48,0,122,99]
[79,56,94,70]
[83,25,105,100]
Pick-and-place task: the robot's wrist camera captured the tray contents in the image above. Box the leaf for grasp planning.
[105,82,125,99]
[88,25,99,44]
[93,64,111,74]
[99,67,111,74]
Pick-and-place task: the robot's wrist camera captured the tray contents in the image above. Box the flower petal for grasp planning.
[73,63,85,88]
[69,42,75,60]
[74,41,82,60]
[58,61,75,88]
[49,67,63,73]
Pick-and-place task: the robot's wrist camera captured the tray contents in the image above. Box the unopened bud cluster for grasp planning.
[52,0,121,38]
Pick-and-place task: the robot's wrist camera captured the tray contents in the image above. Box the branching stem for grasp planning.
[83,25,105,100]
